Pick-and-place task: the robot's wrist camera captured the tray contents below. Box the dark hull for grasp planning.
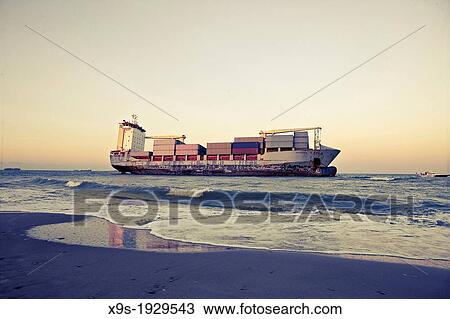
[112,164,337,177]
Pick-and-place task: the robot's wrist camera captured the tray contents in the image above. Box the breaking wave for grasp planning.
[28,178,170,195]
[5,176,449,220]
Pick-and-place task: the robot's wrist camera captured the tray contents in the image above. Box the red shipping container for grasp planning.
[176,155,186,161]
[187,155,198,161]
[233,154,244,160]
[163,155,173,161]
[219,155,230,160]
[152,156,162,161]
[232,147,259,155]
[207,142,232,148]
[206,148,232,155]
[176,144,203,150]
[246,155,257,160]
[207,155,218,161]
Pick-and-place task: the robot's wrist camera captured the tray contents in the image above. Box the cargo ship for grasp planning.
[110,116,340,177]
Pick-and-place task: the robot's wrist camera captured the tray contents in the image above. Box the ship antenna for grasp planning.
[131,114,138,124]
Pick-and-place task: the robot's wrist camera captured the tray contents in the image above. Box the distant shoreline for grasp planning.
[1,169,432,175]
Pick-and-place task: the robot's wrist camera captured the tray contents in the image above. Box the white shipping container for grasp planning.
[294,131,308,138]
[294,142,309,149]
[266,141,293,148]
[266,135,293,142]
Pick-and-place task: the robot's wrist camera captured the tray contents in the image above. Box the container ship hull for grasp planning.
[110,119,340,177]
[111,163,337,177]
[111,148,340,177]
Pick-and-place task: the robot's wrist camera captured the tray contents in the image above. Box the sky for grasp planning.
[0,0,449,173]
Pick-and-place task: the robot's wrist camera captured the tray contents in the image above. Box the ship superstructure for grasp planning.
[110,116,340,177]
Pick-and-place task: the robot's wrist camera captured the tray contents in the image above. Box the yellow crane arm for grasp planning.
[259,127,321,136]
[145,135,187,142]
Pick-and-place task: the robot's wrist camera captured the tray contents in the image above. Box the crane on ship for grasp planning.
[145,135,187,143]
[129,114,187,142]
[259,127,322,150]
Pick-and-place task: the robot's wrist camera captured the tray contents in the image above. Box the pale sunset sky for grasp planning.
[0,0,449,173]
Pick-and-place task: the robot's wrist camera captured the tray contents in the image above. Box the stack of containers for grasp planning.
[293,131,309,149]
[153,139,183,156]
[234,136,264,154]
[265,135,294,149]
[206,142,232,160]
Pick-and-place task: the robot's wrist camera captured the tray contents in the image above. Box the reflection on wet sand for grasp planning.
[29,217,231,253]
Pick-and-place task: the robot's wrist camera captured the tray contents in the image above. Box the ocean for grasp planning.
[0,170,448,260]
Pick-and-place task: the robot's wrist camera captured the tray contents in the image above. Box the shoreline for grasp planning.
[0,212,449,298]
[12,210,449,270]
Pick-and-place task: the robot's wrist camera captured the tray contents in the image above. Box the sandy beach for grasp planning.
[0,212,448,298]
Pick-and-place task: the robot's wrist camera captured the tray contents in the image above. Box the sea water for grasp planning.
[0,170,448,260]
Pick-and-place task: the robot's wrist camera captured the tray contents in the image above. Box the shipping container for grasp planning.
[175,155,186,161]
[246,155,258,160]
[294,135,309,149]
[176,150,203,156]
[232,141,260,149]
[163,155,173,161]
[153,149,176,154]
[266,141,293,148]
[153,143,176,155]
[187,155,198,161]
[232,147,259,155]
[234,136,264,143]
[294,134,308,147]
[153,144,176,148]
[153,145,176,150]
[233,154,244,160]
[153,151,175,156]
[206,149,232,155]
[206,142,232,155]
[234,137,264,153]
[266,135,293,142]
[175,144,206,155]
[152,155,162,161]
[294,131,308,138]
[294,142,309,149]
[207,142,232,148]
[219,155,230,160]
[207,155,218,161]
[176,144,205,150]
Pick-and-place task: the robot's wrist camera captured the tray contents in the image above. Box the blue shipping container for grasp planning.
[232,142,259,149]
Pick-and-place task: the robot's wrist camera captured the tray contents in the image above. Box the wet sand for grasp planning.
[0,212,449,298]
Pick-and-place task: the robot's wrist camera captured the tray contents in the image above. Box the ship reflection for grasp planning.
[107,222,226,253]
